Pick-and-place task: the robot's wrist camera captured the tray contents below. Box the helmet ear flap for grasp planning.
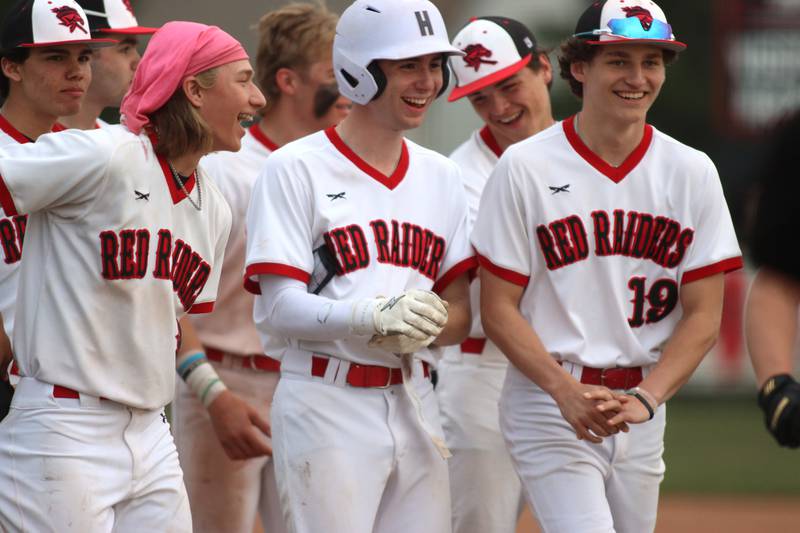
[366,61,387,102]
[437,54,450,98]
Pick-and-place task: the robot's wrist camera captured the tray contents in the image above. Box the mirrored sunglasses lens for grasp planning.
[607,18,672,40]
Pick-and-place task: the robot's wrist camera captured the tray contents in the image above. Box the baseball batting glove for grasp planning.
[373,289,448,340]
[368,331,437,355]
[758,373,800,448]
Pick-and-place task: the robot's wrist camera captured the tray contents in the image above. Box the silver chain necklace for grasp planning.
[167,161,202,211]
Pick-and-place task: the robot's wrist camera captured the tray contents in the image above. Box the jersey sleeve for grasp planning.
[431,167,477,294]
[0,128,111,219]
[244,153,315,294]
[188,188,233,314]
[679,157,743,284]
[470,154,531,287]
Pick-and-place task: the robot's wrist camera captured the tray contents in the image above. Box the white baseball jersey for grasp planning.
[0,125,231,409]
[449,126,502,349]
[0,115,65,340]
[245,127,476,367]
[193,124,277,356]
[472,116,743,369]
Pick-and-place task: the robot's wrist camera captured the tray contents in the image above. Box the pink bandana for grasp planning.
[120,21,249,134]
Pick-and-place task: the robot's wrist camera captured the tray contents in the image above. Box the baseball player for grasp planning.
[0,0,110,395]
[170,4,347,533]
[472,1,742,532]
[746,113,800,448]
[60,0,157,130]
[437,16,555,533]
[0,18,265,531]
[244,1,475,531]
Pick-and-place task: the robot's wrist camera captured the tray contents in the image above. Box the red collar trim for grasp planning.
[147,132,196,205]
[562,115,652,184]
[249,123,279,152]
[479,126,503,158]
[0,115,31,143]
[0,116,66,143]
[325,127,409,190]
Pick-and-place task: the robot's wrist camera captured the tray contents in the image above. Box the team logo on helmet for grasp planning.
[622,6,654,31]
[51,6,88,34]
[462,44,498,72]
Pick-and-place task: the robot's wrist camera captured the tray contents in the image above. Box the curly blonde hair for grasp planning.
[255,2,338,113]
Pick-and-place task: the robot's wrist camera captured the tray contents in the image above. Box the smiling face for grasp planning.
[87,33,142,108]
[466,56,553,146]
[367,53,445,132]
[2,44,92,119]
[196,59,266,152]
[572,44,666,125]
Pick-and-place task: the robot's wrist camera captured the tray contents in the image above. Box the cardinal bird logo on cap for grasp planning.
[462,44,498,72]
[622,6,654,31]
[51,6,88,34]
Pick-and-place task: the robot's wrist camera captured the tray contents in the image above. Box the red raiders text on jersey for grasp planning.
[99,228,211,311]
[0,214,26,265]
[536,209,694,271]
[323,219,447,280]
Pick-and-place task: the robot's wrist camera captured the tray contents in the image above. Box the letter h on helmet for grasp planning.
[333,0,463,105]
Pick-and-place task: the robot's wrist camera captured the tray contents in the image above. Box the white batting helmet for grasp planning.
[333,0,463,105]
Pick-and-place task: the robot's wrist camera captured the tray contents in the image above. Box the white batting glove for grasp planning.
[367,332,437,355]
[350,289,448,339]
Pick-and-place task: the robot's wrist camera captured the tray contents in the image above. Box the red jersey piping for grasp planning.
[325,127,409,190]
[563,115,653,184]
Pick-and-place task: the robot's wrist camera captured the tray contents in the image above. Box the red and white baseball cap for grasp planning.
[573,0,686,52]
[76,0,157,35]
[0,0,116,49]
[448,16,539,102]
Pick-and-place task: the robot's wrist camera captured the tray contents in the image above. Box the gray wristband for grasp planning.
[626,389,655,420]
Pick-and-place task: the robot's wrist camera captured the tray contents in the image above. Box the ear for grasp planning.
[570,61,587,84]
[1,57,23,83]
[274,67,299,97]
[539,53,553,86]
[182,76,204,108]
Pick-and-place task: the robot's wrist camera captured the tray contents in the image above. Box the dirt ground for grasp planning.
[252,494,800,532]
[515,495,800,533]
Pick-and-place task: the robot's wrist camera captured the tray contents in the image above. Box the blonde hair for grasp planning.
[255,2,338,113]
[149,68,218,159]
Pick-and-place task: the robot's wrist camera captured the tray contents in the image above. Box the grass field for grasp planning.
[661,393,800,494]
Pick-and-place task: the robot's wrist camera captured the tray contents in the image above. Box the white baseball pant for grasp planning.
[437,341,524,533]
[272,352,451,533]
[0,377,190,533]
[172,354,285,533]
[500,364,665,533]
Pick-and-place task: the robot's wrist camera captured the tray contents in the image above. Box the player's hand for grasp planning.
[758,374,800,448]
[554,383,627,443]
[207,390,272,460]
[374,289,448,340]
[368,331,436,355]
[587,392,650,426]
